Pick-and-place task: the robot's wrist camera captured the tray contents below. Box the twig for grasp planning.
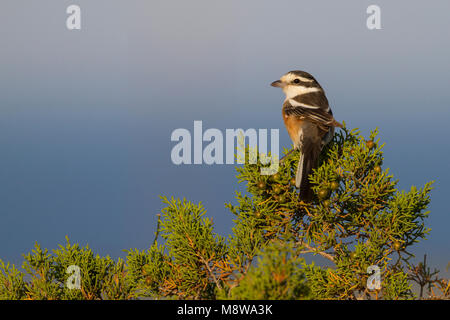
[297,241,335,262]
[199,256,222,290]
[152,214,162,246]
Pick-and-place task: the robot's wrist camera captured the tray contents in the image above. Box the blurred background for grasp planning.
[0,0,448,273]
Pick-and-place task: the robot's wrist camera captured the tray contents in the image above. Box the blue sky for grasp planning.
[0,0,449,273]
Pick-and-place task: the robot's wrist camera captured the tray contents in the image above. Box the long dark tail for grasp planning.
[296,142,321,202]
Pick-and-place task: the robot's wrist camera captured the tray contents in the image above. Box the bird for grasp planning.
[271,70,342,202]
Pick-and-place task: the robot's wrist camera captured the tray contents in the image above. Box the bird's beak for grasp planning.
[271,80,284,88]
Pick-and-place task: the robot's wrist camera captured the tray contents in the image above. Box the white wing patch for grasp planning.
[288,99,320,109]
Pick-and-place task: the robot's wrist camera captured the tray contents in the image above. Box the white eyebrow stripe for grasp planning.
[296,76,315,82]
[289,99,320,109]
[283,86,321,99]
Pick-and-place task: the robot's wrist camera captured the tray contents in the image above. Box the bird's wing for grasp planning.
[283,101,337,132]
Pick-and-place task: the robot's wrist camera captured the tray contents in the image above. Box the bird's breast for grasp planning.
[282,108,303,148]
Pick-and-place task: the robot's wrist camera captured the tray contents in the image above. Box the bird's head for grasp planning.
[271,70,322,99]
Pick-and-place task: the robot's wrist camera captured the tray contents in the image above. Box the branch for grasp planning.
[199,256,222,290]
[152,214,161,246]
[297,241,335,262]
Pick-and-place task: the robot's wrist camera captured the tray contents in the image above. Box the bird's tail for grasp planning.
[296,141,321,202]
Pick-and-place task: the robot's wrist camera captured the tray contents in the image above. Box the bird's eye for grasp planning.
[293,79,300,84]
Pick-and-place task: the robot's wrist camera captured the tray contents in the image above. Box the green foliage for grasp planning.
[0,126,443,300]
[223,126,435,299]
[0,237,133,300]
[156,197,227,299]
[0,261,26,299]
[218,241,310,300]
[125,243,169,298]
[288,127,434,299]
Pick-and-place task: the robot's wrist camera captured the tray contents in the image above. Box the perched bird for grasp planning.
[271,70,342,202]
